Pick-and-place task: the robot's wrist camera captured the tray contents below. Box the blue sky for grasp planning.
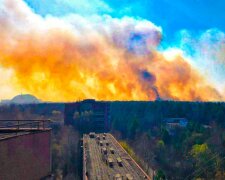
[24,0,225,43]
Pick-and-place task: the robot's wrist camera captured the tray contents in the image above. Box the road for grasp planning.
[83,133,150,180]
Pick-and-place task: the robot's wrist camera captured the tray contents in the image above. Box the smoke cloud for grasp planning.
[0,0,224,101]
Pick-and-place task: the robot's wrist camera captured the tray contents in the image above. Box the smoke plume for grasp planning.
[0,0,224,101]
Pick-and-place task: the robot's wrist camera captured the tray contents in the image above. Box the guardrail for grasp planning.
[109,134,151,180]
[0,120,51,131]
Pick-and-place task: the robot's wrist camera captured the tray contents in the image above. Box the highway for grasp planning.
[83,133,150,180]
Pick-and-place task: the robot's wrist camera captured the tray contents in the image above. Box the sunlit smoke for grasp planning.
[0,0,224,102]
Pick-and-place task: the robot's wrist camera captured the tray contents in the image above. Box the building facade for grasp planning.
[0,130,51,180]
[64,99,110,133]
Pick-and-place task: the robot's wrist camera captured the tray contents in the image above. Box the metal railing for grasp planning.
[0,120,51,131]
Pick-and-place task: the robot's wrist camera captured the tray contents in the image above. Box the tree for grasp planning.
[190,143,215,178]
[155,169,166,180]
[128,118,140,139]
[215,171,225,180]
[161,128,170,144]
[73,111,80,119]
[190,143,208,158]
[157,140,165,148]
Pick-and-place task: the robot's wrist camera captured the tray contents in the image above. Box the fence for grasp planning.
[0,120,51,131]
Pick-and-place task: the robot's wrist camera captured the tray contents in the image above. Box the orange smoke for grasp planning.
[0,0,223,101]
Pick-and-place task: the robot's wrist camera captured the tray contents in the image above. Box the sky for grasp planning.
[0,0,224,101]
[24,0,225,41]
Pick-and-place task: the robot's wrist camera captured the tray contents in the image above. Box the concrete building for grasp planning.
[0,120,51,180]
[64,99,110,132]
[164,118,188,135]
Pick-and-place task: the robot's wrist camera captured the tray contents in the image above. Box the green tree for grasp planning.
[190,143,208,158]
[190,143,215,178]
[128,118,140,139]
[157,140,165,150]
[161,128,170,144]
[155,169,166,180]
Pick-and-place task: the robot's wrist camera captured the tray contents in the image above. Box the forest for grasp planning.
[110,101,225,179]
[0,101,224,179]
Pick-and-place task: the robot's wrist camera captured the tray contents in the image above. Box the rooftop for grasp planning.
[0,120,51,140]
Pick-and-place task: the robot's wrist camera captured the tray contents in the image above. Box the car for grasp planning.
[107,157,114,167]
[110,147,115,154]
[116,157,122,166]
[125,174,133,180]
[113,174,122,180]
[105,141,109,146]
[101,147,107,155]
[89,132,95,138]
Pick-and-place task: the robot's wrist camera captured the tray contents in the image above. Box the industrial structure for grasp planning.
[0,120,51,180]
[64,99,110,132]
[83,133,150,180]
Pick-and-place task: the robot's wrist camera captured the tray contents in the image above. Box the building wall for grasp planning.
[64,100,110,132]
[0,130,51,180]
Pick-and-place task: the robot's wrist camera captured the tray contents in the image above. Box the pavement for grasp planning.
[83,133,150,180]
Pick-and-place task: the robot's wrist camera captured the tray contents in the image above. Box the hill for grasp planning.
[8,94,40,104]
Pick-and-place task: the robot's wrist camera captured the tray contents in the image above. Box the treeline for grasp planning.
[0,103,65,122]
[0,103,64,120]
[0,100,224,179]
[110,101,225,179]
[110,101,225,137]
[51,125,82,179]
